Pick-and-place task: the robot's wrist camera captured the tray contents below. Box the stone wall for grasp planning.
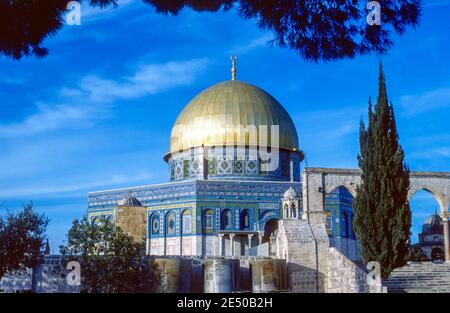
[2,252,387,293]
[32,257,80,293]
[0,270,32,293]
[149,235,204,256]
[250,259,287,292]
[275,220,329,292]
[327,247,382,293]
[115,205,147,243]
[0,256,80,293]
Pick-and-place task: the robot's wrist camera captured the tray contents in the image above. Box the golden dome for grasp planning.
[166,80,299,159]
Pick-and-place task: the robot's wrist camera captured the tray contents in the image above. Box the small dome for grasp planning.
[422,214,443,234]
[118,196,142,207]
[283,186,297,199]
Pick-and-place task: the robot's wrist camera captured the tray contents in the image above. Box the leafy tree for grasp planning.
[59,216,157,293]
[0,202,49,281]
[1,0,421,61]
[353,64,411,279]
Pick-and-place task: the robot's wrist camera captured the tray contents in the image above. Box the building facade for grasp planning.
[87,74,353,258]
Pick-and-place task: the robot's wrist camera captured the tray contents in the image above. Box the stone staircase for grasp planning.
[384,262,450,293]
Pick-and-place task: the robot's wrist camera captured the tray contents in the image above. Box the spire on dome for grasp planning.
[230,55,238,80]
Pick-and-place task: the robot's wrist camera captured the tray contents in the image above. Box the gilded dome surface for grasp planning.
[168,80,299,157]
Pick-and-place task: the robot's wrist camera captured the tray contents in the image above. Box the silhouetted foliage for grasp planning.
[0,0,117,59]
[1,0,421,61]
[0,202,49,281]
[60,216,158,293]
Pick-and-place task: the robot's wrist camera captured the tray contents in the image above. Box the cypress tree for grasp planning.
[353,64,411,279]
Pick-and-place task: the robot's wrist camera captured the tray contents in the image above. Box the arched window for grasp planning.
[203,209,214,234]
[291,203,296,218]
[150,213,160,236]
[91,216,100,226]
[241,210,251,230]
[182,209,192,234]
[324,186,354,239]
[284,204,289,218]
[221,209,232,230]
[166,212,176,236]
[92,215,110,226]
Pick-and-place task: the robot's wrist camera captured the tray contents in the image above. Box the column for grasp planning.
[146,238,150,255]
[247,234,254,256]
[443,215,450,262]
[289,152,294,182]
[202,144,209,180]
[180,235,183,256]
[258,235,263,246]
[229,234,235,257]
[218,234,224,256]
[164,236,167,256]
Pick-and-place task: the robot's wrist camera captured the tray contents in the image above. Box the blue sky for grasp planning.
[0,0,449,250]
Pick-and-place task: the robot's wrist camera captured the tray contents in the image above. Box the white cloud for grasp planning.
[230,34,274,55]
[0,102,107,138]
[409,147,450,161]
[399,87,450,116]
[77,58,208,102]
[292,106,364,168]
[78,0,136,22]
[0,58,208,138]
[0,170,154,198]
[296,106,364,140]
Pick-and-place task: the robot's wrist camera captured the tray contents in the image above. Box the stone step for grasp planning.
[384,262,450,293]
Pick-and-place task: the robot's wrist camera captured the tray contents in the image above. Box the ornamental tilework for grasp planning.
[208,158,216,174]
[175,162,183,179]
[217,158,232,174]
[165,148,302,181]
[234,160,244,174]
[190,158,202,175]
[183,160,190,178]
[245,159,258,174]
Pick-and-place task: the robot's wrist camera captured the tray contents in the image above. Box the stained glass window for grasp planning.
[182,210,192,234]
[222,209,232,229]
[166,212,176,236]
[203,209,214,234]
[241,210,250,230]
[151,214,160,235]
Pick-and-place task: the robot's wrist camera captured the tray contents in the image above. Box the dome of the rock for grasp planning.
[166,80,300,158]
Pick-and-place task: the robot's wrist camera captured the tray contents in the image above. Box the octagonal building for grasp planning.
[88,68,307,256]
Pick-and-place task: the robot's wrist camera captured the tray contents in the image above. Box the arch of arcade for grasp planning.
[302,167,450,262]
